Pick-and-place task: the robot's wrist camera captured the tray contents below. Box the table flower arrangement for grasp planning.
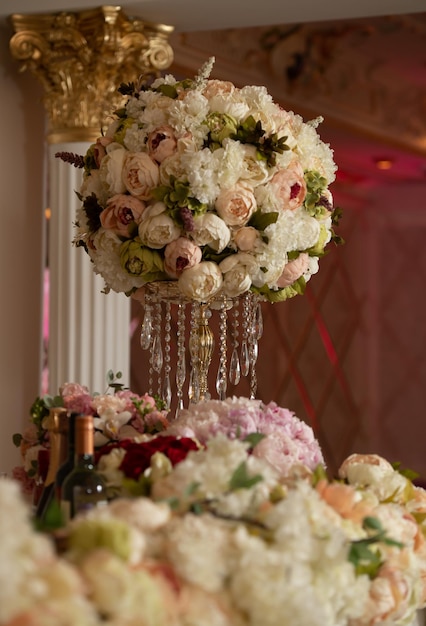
[7,386,426,625]
[12,371,168,496]
[2,425,426,626]
[58,58,341,304]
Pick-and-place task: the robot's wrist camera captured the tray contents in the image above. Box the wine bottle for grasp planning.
[61,415,107,522]
[35,407,68,519]
[54,412,78,502]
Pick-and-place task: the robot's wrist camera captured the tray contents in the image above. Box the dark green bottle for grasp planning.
[54,412,78,502]
[61,415,107,522]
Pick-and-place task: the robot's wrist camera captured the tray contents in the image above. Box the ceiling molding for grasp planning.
[169,14,426,157]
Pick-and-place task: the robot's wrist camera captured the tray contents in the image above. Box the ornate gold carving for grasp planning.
[10,6,174,144]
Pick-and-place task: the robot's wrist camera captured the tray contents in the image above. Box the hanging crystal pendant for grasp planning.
[151,333,163,373]
[229,347,241,385]
[140,306,153,349]
[161,373,172,411]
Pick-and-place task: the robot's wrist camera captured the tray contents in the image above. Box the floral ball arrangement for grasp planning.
[63,58,341,303]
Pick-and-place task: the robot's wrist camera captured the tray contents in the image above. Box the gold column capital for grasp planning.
[10,5,174,144]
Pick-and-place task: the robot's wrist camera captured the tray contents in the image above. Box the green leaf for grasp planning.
[229,461,263,491]
[185,481,201,496]
[12,433,23,447]
[248,210,279,232]
[363,517,384,532]
[311,464,328,486]
[243,432,266,451]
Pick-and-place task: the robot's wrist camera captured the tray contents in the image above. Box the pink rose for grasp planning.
[122,152,160,200]
[147,125,178,164]
[233,226,259,251]
[100,194,146,237]
[164,237,202,278]
[215,183,257,227]
[276,253,309,288]
[270,161,307,210]
[93,136,112,168]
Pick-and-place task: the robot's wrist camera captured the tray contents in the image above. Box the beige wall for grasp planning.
[0,22,45,474]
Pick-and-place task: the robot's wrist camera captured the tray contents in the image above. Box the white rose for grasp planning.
[219,253,258,297]
[99,145,127,196]
[138,202,181,249]
[191,213,231,253]
[178,261,223,302]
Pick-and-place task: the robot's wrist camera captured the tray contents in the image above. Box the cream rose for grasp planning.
[100,194,146,237]
[178,261,223,302]
[233,226,259,252]
[215,183,257,227]
[269,161,307,211]
[122,152,160,200]
[219,253,258,298]
[147,125,178,164]
[164,237,202,278]
[276,253,310,288]
[138,202,181,249]
[191,213,231,253]
[99,145,127,196]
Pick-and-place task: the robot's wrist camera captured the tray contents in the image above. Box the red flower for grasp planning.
[97,436,199,481]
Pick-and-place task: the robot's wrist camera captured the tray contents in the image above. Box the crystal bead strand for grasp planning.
[229,300,241,386]
[151,301,163,396]
[161,301,172,410]
[240,293,250,378]
[175,302,186,417]
[140,293,153,350]
[145,293,155,396]
[248,294,259,399]
[216,297,228,400]
[188,302,200,404]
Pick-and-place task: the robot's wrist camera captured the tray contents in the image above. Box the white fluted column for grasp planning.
[10,6,174,394]
[48,143,130,393]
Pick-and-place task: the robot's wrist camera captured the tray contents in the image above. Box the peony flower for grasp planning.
[219,252,258,298]
[276,252,310,288]
[215,183,257,227]
[268,161,307,211]
[178,261,223,302]
[100,194,146,237]
[122,151,160,200]
[190,212,231,253]
[138,202,181,249]
[164,237,202,278]
[147,125,178,163]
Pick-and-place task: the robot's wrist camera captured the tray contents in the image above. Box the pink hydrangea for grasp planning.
[163,397,324,476]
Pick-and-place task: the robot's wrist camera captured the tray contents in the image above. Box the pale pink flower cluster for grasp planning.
[74,60,337,302]
[163,396,324,476]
